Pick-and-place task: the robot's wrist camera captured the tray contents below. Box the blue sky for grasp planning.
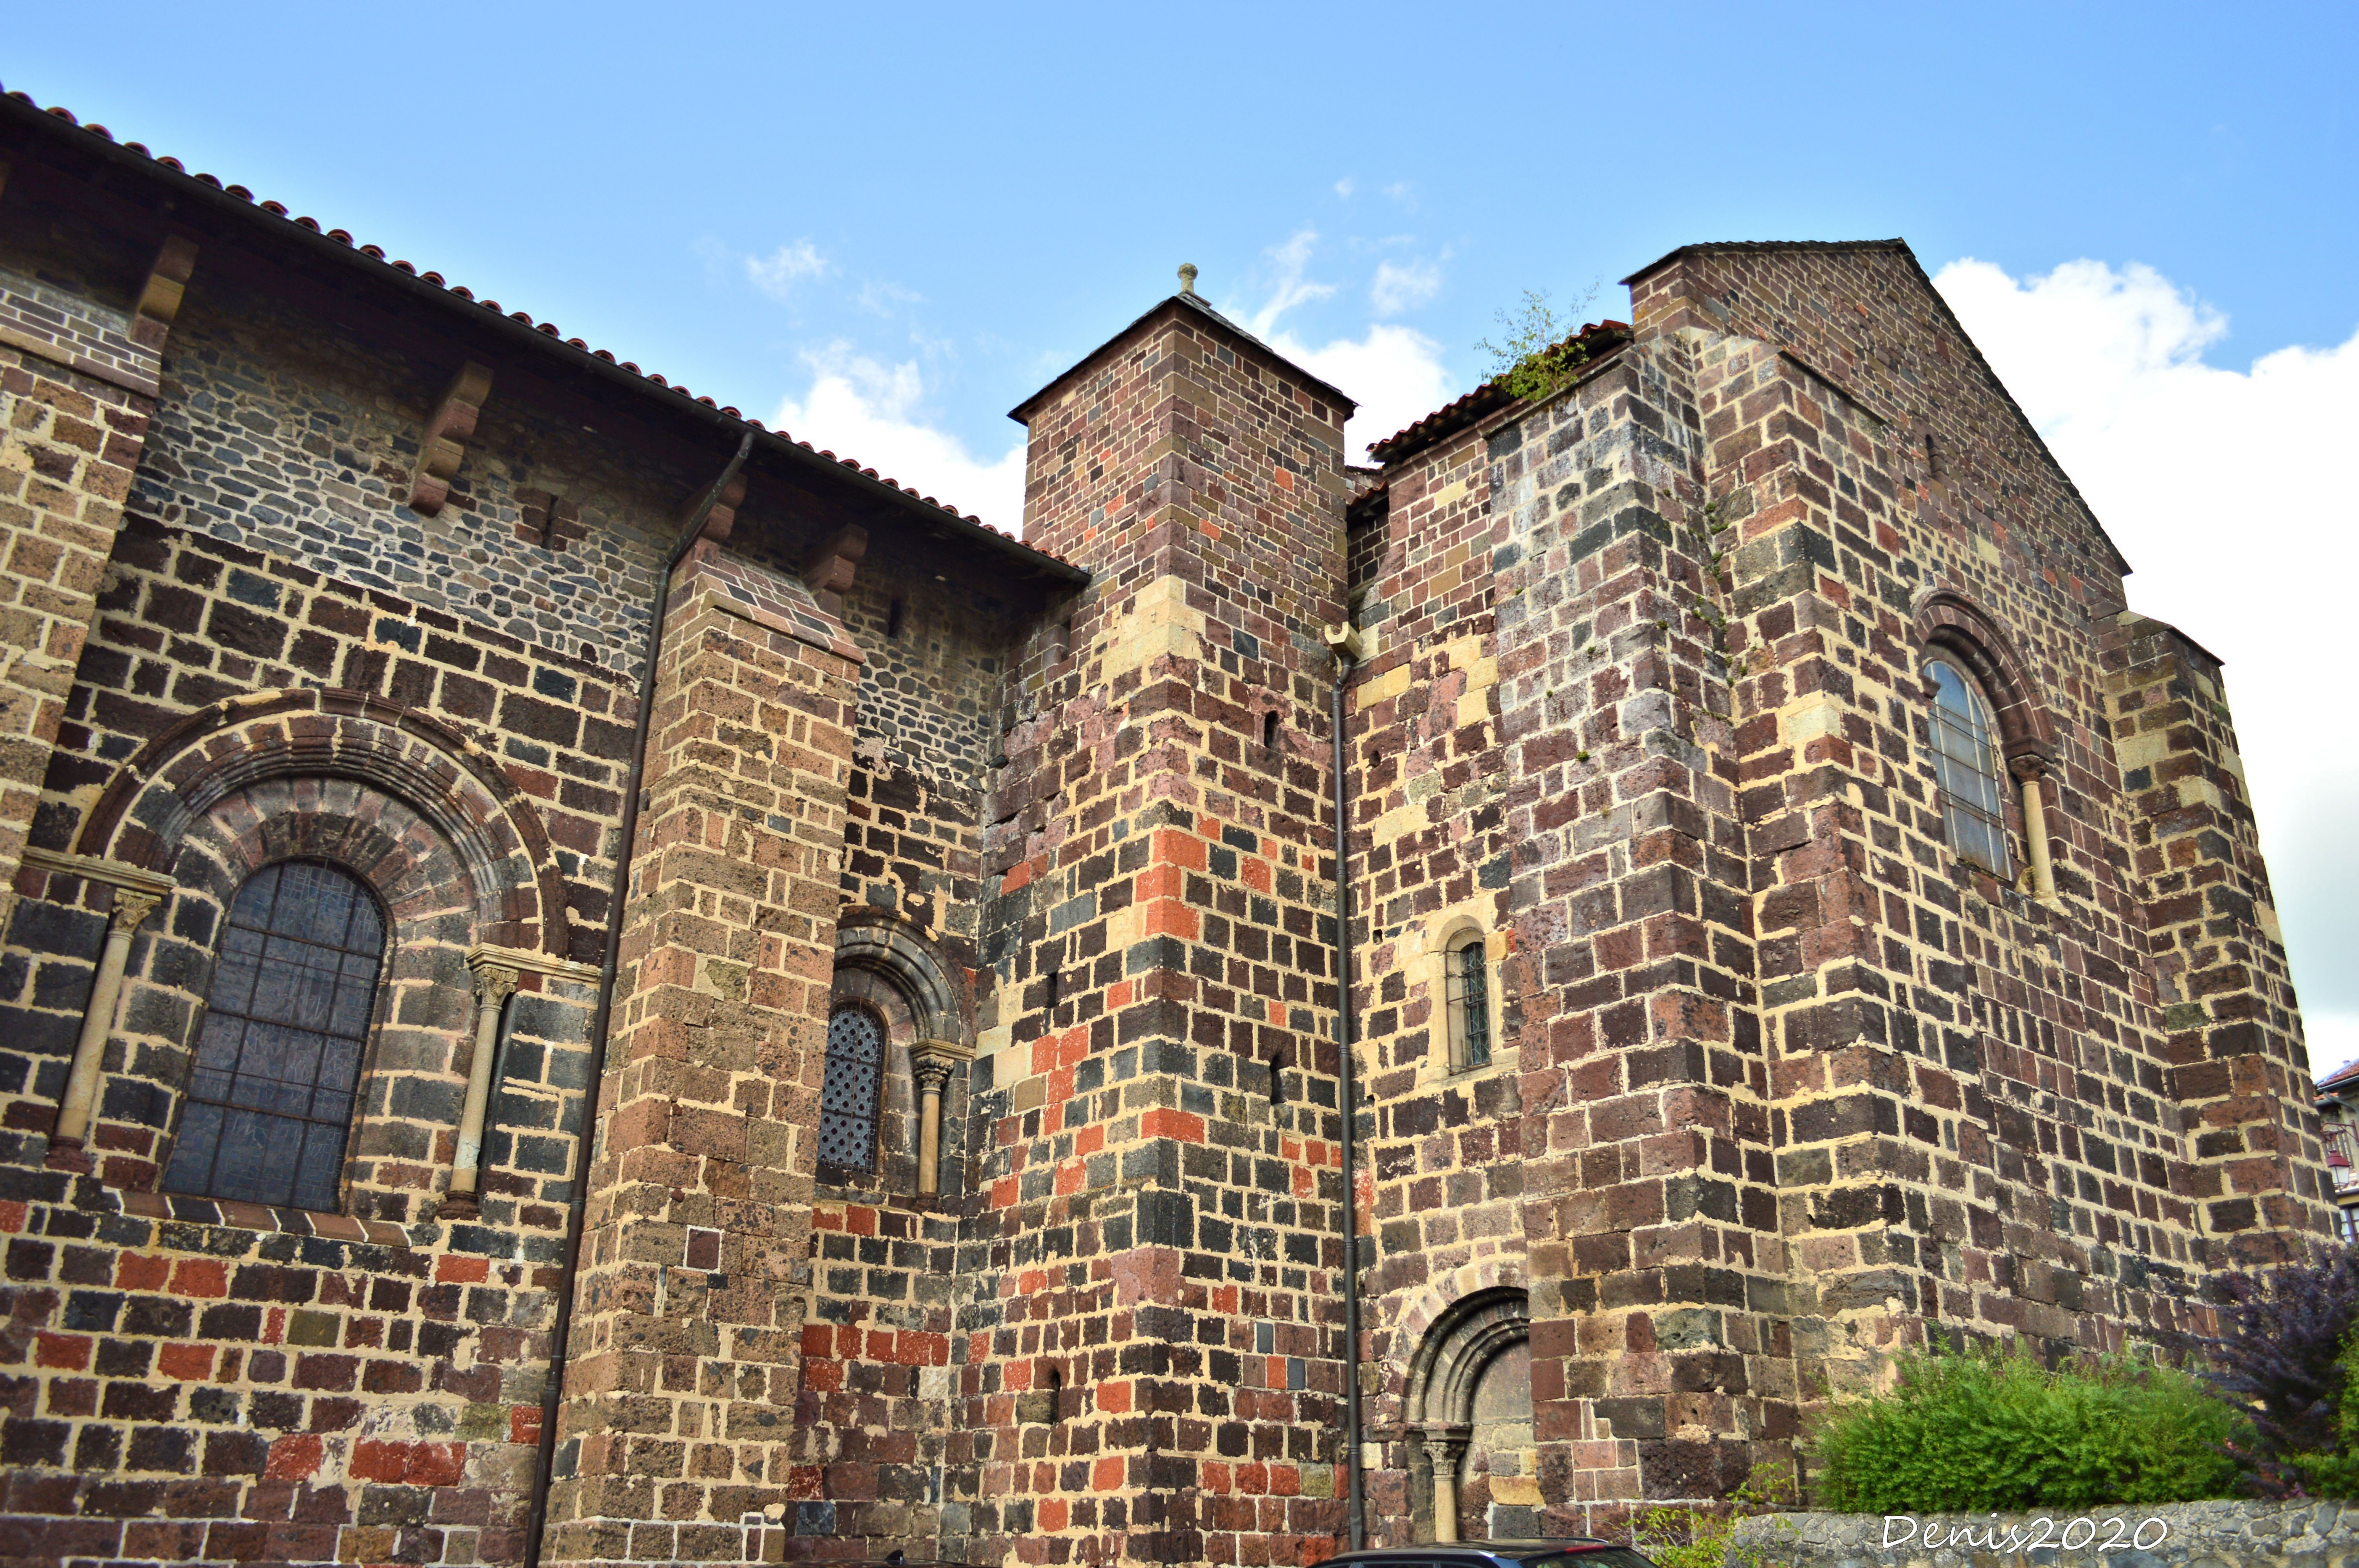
[9,2,2358,1070]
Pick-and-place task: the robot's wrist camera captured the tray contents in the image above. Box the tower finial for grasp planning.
[1178,263,1198,297]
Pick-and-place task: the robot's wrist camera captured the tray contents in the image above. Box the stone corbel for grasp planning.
[800,523,868,617]
[912,1040,971,1197]
[131,232,200,350]
[408,361,494,515]
[688,469,749,548]
[42,856,176,1172]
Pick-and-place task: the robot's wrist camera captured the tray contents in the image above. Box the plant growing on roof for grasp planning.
[1475,285,1601,404]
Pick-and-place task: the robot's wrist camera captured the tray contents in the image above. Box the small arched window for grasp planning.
[818,1004,886,1170]
[1928,657,2011,876]
[1445,935,1491,1071]
[163,861,384,1211]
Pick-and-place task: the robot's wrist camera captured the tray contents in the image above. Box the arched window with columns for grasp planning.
[41,696,593,1223]
[1915,591,2060,902]
[827,915,974,1196]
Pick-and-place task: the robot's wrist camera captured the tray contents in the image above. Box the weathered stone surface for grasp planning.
[1736,1502,2359,1568]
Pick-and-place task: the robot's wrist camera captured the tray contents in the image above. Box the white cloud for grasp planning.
[1246,229,1338,337]
[746,240,830,299]
[1268,323,1456,466]
[855,279,923,316]
[1233,230,1455,462]
[1371,257,1444,316]
[1933,257,2359,1085]
[1335,177,1356,199]
[769,344,1026,533]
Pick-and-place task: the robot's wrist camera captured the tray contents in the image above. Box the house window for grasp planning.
[1928,657,2011,876]
[162,860,384,1212]
[1445,936,1491,1071]
[818,1005,886,1170]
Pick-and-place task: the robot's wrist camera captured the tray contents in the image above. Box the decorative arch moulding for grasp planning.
[1912,586,2059,764]
[68,686,576,958]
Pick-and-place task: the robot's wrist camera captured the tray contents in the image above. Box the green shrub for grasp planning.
[1631,1465,1797,1568]
[1811,1345,2250,1513]
[2281,1321,2359,1498]
[2204,1247,2359,1497]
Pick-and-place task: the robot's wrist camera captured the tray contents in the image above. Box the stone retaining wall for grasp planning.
[1733,1502,2357,1567]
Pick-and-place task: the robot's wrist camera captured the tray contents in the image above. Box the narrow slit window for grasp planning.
[886,597,906,639]
[1927,657,2011,876]
[163,860,384,1212]
[1445,936,1491,1071]
[1262,709,1280,749]
[818,1005,886,1171]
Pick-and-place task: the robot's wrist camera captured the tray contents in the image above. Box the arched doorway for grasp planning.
[1404,1287,1533,1541]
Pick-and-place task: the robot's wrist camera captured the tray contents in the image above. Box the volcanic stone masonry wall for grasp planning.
[540,543,862,1568]
[0,214,167,924]
[1326,240,2333,1540]
[0,189,670,1560]
[124,258,672,667]
[0,99,2340,1568]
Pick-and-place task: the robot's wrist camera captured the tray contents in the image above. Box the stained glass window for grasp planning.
[819,1006,884,1170]
[162,861,384,1211]
[1928,658,2012,876]
[1446,937,1491,1071]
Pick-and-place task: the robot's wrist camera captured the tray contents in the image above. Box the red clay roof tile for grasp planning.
[0,84,1073,569]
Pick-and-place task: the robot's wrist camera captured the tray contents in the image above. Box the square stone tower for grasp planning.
[954,281,1359,1565]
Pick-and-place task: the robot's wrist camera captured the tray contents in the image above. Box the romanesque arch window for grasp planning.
[161,861,384,1211]
[818,1003,886,1171]
[1446,933,1492,1072]
[1927,657,2012,876]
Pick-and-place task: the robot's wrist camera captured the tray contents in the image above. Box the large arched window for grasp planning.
[162,861,384,1211]
[1928,657,2011,876]
[818,1004,886,1170]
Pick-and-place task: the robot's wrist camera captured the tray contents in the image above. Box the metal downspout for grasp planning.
[522,431,753,1568]
[1331,649,1367,1551]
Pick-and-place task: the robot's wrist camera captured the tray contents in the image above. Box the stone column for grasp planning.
[2011,755,2057,903]
[442,954,520,1215]
[46,887,162,1172]
[1404,1432,1433,1543]
[912,1046,959,1196]
[1426,1428,1470,1543]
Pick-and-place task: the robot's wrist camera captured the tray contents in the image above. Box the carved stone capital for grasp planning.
[2007,753,2051,784]
[110,889,162,935]
[469,959,521,1010]
[913,1047,962,1095]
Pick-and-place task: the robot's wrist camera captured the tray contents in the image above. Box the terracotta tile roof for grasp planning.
[2318,1057,2359,1096]
[1366,321,1631,466]
[0,87,1083,581]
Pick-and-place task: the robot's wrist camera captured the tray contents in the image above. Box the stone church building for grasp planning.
[0,84,2336,1568]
